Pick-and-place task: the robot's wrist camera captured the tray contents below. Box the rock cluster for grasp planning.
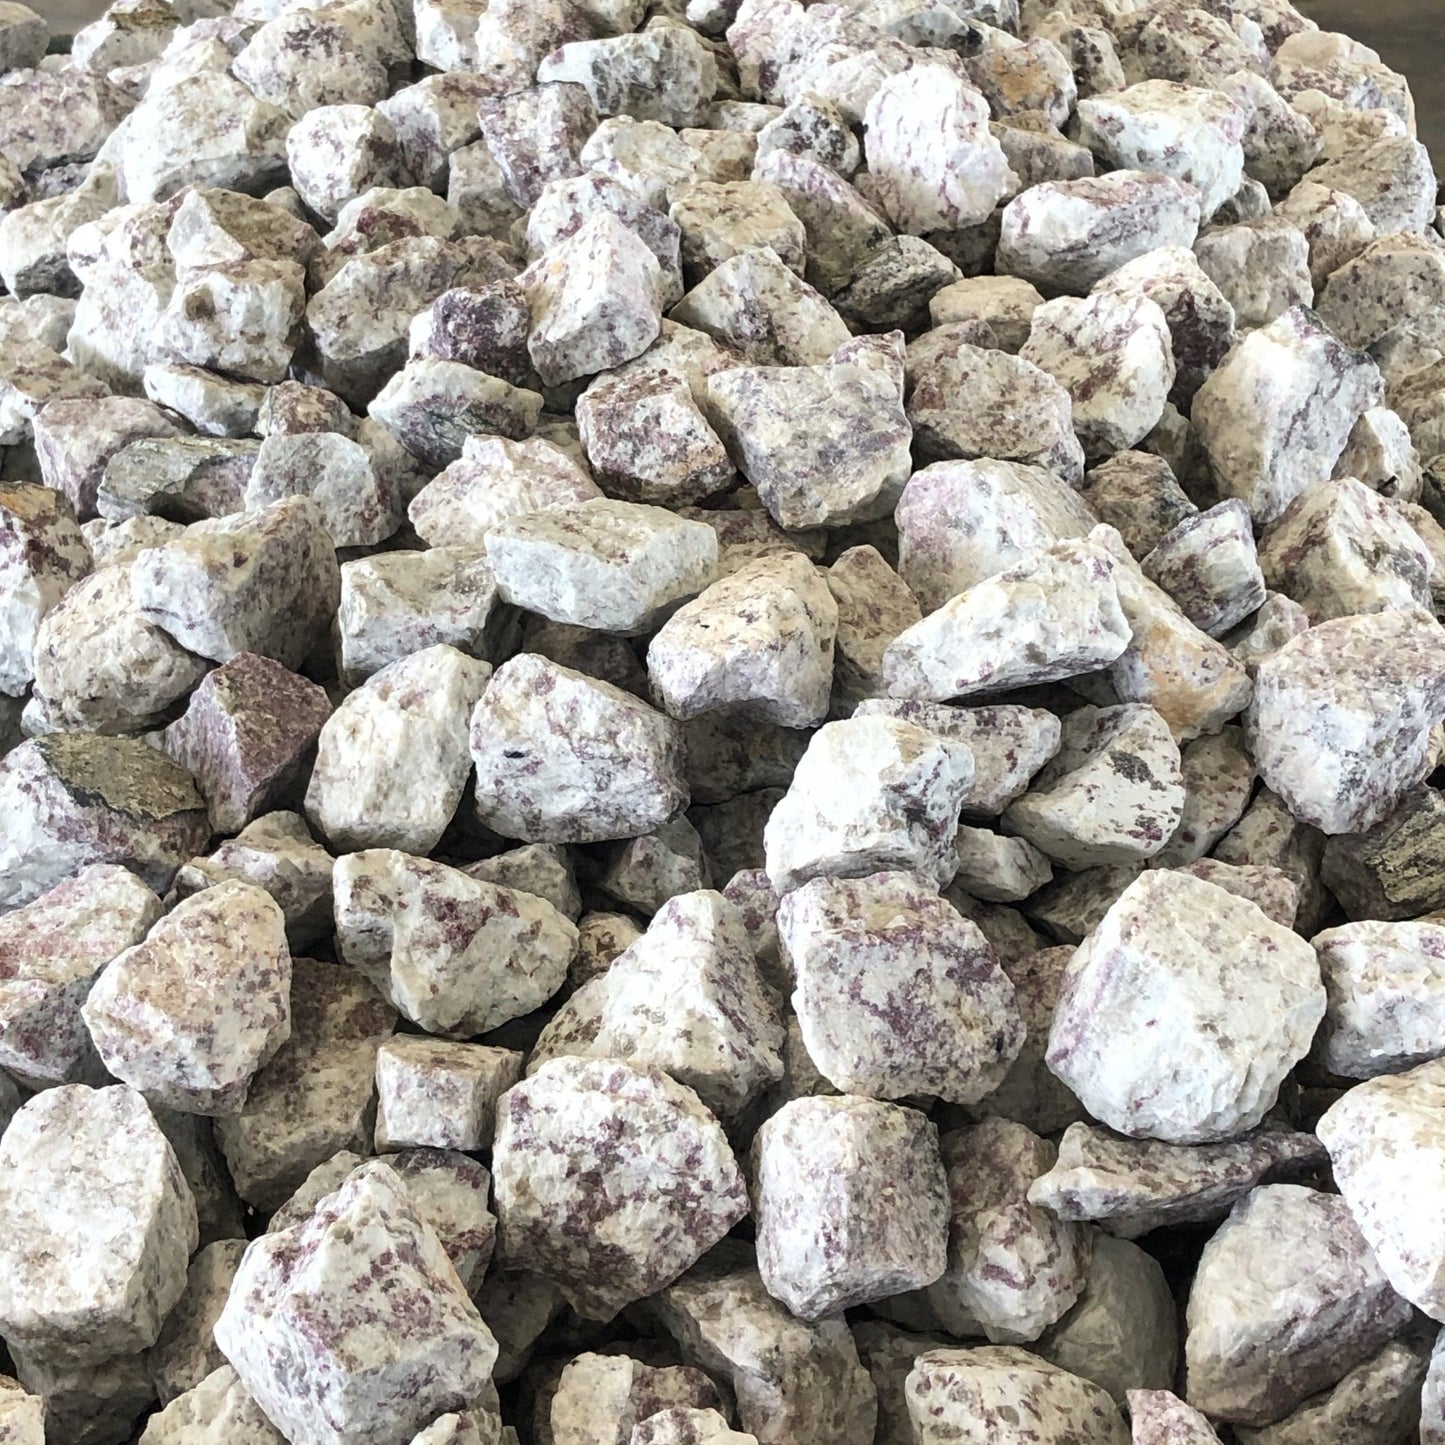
[0,0,1444,1440]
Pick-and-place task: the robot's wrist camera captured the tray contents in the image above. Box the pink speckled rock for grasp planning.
[1142,501,1265,639]
[1127,1390,1222,1443]
[215,1160,499,1445]
[548,1352,722,1445]
[83,879,291,1116]
[492,1056,747,1320]
[375,1037,524,1153]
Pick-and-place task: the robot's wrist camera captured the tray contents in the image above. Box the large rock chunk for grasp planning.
[82,881,290,1117]
[215,1160,499,1445]
[1046,870,1325,1143]
[470,654,688,844]
[492,1057,747,1320]
[0,1084,197,1364]
[334,849,577,1038]
[1184,1184,1413,1426]
[0,734,210,910]
[1245,608,1445,835]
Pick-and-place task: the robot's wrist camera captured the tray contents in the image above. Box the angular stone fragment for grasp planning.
[494,1057,747,1320]
[1308,134,1435,238]
[1246,608,1445,835]
[1027,1121,1330,1238]
[632,1408,756,1445]
[148,1238,247,1407]
[335,849,576,1038]
[0,1084,197,1364]
[1193,218,1313,331]
[33,396,181,523]
[548,1352,722,1445]
[823,546,921,713]
[765,715,973,893]
[0,1373,44,1445]
[647,552,836,727]
[883,536,1131,702]
[998,171,1202,294]
[1127,1390,1222,1444]
[1047,870,1325,1143]
[1185,1184,1413,1426]
[1223,591,1312,676]
[0,342,109,450]
[0,734,210,910]
[95,436,255,526]
[669,181,805,285]
[139,1364,285,1445]
[1321,786,1445,921]
[471,654,687,844]
[485,500,716,636]
[1141,500,1265,638]
[1193,305,1383,525]
[466,842,581,921]
[706,347,912,529]
[216,1160,498,1445]
[598,817,710,917]
[895,457,1099,612]
[651,1245,878,1445]
[533,889,781,1121]
[374,1037,523,1155]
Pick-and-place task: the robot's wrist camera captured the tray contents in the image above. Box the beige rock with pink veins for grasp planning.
[1047,870,1325,1144]
[374,1036,525,1153]
[0,1084,198,1365]
[82,880,291,1117]
[1126,1390,1222,1443]
[862,65,1017,235]
[782,871,1023,1104]
[0,863,162,1089]
[138,1365,286,1445]
[307,644,492,856]
[215,1161,500,1445]
[335,848,577,1039]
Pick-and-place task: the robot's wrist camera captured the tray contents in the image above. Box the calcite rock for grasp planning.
[1193,217,1313,331]
[1308,134,1435,238]
[138,1365,285,1445]
[470,654,687,844]
[216,1160,498,1445]
[335,849,577,1038]
[595,811,708,908]
[159,653,330,835]
[213,957,395,1211]
[148,1240,247,1407]
[647,552,837,727]
[764,715,973,893]
[882,535,1132,702]
[753,1097,948,1318]
[1142,500,1265,638]
[1192,305,1383,525]
[466,842,581,921]
[1314,918,1445,1079]
[129,497,338,669]
[669,181,806,285]
[1027,1121,1330,1239]
[1185,1184,1413,1426]
[1001,704,1183,869]
[1335,406,1421,501]
[82,880,289,1116]
[33,396,181,522]
[651,1245,878,1445]
[861,64,1016,235]
[1224,591,1313,676]
[825,546,921,712]
[0,863,161,1089]
[632,1409,756,1445]
[493,1057,747,1320]
[532,889,782,1121]
[907,1347,1127,1443]
[307,645,491,856]
[0,1374,44,1445]
[0,734,210,910]
[95,435,255,524]
[0,342,109,450]
[1046,869,1325,1143]
[548,1353,722,1445]
[1127,1391,1222,1444]
[706,347,912,530]
[374,1037,523,1154]
[0,1084,197,1364]
[1246,608,1445,835]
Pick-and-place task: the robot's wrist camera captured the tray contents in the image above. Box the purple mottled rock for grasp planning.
[148,1240,247,1407]
[307,644,491,856]
[1246,608,1445,835]
[478,83,599,209]
[33,397,181,523]
[374,1037,524,1154]
[82,880,290,1116]
[1184,1184,1413,1426]
[650,1244,878,1445]
[0,1084,197,1365]
[764,715,973,893]
[335,847,576,1038]
[213,958,395,1211]
[907,1347,1127,1443]
[1027,1121,1330,1239]
[1141,500,1265,638]
[782,870,1022,1102]
[1172,859,1298,928]
[466,841,581,921]
[0,863,161,1090]
[1127,1390,1222,1443]
[216,1160,498,1445]
[533,889,782,1120]
[647,552,836,727]
[129,497,338,669]
[1213,785,1331,935]
[470,654,688,844]
[1047,870,1325,1143]
[753,1097,948,1319]
[1319,1061,1445,1319]
[493,1056,747,1320]
[630,1407,755,1445]
[0,734,210,910]
[159,653,330,836]
[0,342,108,450]
[1192,306,1383,525]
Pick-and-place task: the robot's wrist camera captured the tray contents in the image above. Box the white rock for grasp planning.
[153,259,305,385]
[374,1036,523,1154]
[1046,870,1325,1143]
[138,1365,285,1445]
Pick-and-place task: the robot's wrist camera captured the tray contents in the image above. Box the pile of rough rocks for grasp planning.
[4,0,1445,1439]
